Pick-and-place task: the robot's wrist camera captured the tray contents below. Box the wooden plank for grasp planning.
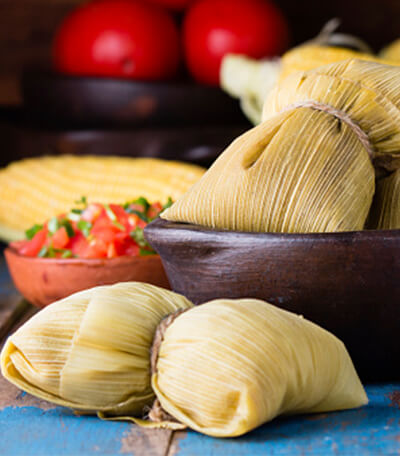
[0,257,33,342]
[0,255,173,455]
[168,384,400,455]
[0,383,173,456]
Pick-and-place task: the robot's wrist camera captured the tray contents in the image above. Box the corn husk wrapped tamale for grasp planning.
[149,299,367,437]
[367,169,400,229]
[1,282,193,416]
[0,155,205,242]
[163,59,400,233]
[263,59,400,173]
[162,98,374,232]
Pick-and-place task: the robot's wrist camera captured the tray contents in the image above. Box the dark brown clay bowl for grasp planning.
[21,71,246,128]
[4,247,170,308]
[145,218,400,380]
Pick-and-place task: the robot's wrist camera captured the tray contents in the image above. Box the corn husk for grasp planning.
[263,59,400,173]
[380,39,400,62]
[0,155,205,242]
[221,44,398,124]
[167,60,400,233]
[367,169,400,229]
[150,299,367,437]
[1,282,193,416]
[162,104,374,233]
[278,44,378,81]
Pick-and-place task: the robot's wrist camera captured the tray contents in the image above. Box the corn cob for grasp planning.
[0,155,205,242]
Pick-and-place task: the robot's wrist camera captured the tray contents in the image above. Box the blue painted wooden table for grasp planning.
[1,258,399,456]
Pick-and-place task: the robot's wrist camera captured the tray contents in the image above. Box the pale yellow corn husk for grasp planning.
[1,282,193,415]
[263,59,400,173]
[150,299,367,437]
[162,105,374,233]
[221,45,398,125]
[220,54,281,124]
[380,39,400,62]
[279,44,380,81]
[367,169,400,229]
[0,155,205,242]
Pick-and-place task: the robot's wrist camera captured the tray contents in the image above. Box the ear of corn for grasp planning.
[367,169,400,229]
[150,299,367,437]
[1,282,193,416]
[0,156,205,242]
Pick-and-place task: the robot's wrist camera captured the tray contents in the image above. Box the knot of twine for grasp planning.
[282,100,375,161]
[148,308,189,424]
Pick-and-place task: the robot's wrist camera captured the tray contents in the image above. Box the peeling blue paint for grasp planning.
[173,384,400,456]
[0,406,132,456]
[1,385,399,455]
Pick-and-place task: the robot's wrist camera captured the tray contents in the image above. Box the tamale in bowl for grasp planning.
[4,247,170,308]
[145,218,400,380]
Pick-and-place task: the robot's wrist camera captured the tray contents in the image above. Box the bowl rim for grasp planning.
[4,246,161,266]
[145,218,400,243]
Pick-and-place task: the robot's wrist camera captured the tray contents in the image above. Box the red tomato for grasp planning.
[13,228,48,257]
[143,0,194,10]
[53,0,181,80]
[183,0,289,85]
[147,202,163,219]
[52,227,70,249]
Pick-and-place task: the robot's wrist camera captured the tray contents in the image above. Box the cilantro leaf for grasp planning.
[25,224,43,240]
[130,227,147,247]
[77,220,92,237]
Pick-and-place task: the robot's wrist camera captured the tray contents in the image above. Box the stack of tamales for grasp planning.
[164,59,400,232]
[1,283,367,437]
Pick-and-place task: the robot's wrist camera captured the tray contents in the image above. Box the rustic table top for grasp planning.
[0,257,399,456]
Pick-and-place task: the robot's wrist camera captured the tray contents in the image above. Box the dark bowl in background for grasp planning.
[21,70,247,128]
[145,218,400,381]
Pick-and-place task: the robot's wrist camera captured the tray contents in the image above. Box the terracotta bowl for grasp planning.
[145,218,400,380]
[4,247,170,308]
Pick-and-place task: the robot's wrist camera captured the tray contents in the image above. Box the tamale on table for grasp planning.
[0,256,400,455]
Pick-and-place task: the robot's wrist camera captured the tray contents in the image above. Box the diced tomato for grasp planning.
[81,203,103,222]
[147,202,163,219]
[13,228,48,257]
[52,227,70,249]
[69,232,89,257]
[129,203,146,212]
[15,198,167,259]
[109,204,129,225]
[84,239,108,258]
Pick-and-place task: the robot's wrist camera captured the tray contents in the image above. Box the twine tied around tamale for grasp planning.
[147,308,190,425]
[282,100,375,161]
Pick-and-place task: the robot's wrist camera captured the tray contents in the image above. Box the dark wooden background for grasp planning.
[0,0,400,106]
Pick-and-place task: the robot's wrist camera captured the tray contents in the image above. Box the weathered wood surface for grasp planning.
[1,256,400,455]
